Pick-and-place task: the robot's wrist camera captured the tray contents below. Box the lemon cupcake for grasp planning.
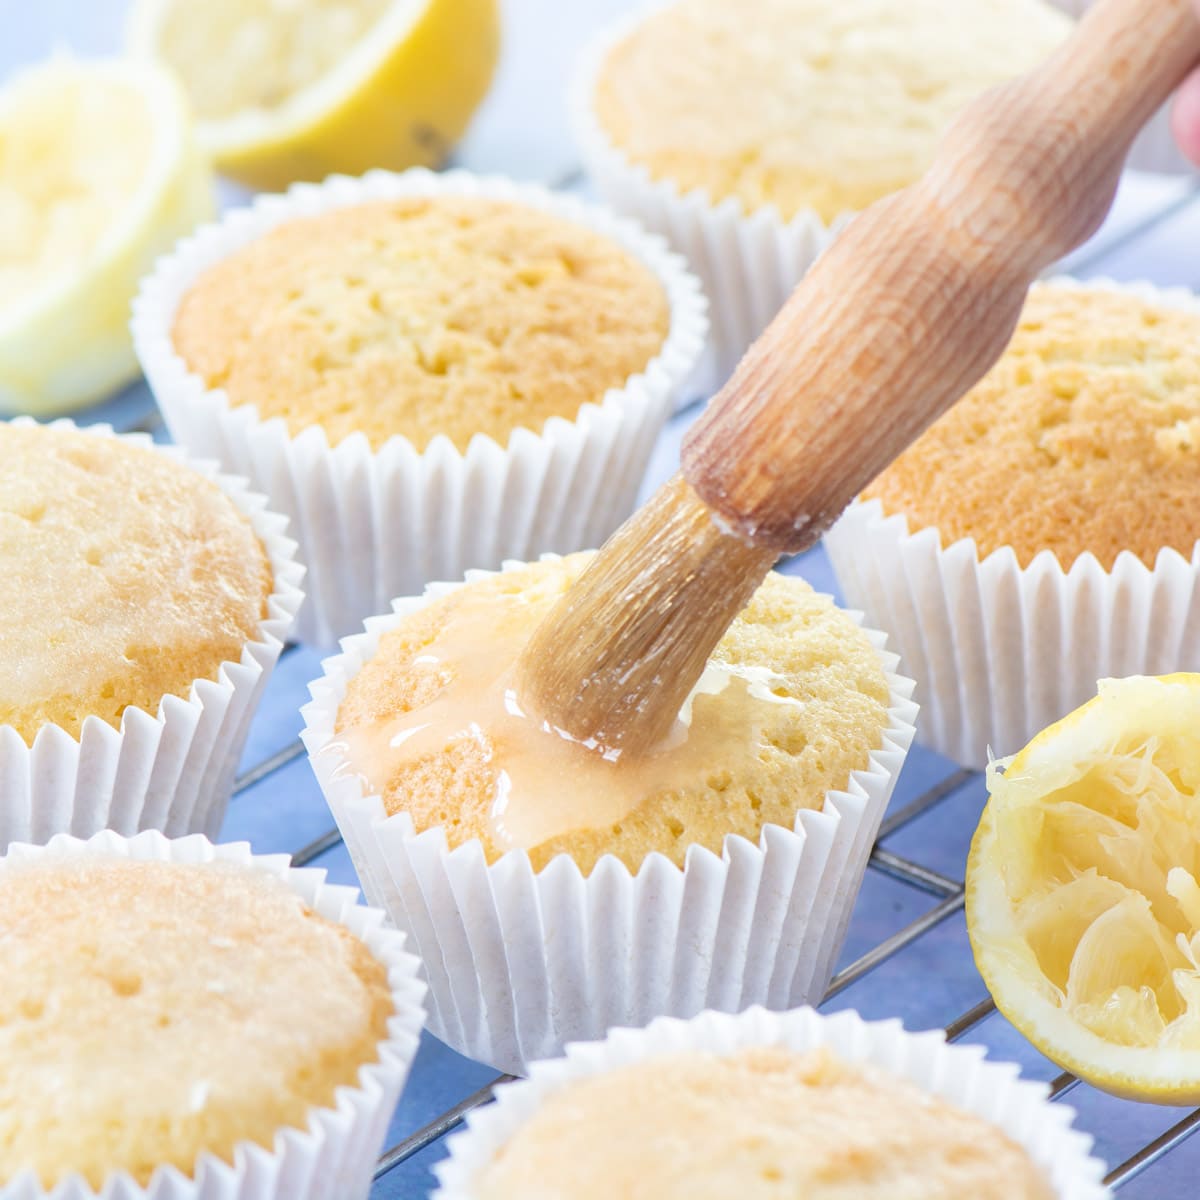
[134,168,706,645]
[0,419,302,847]
[302,554,916,1073]
[574,0,1071,381]
[825,279,1200,766]
[0,829,425,1200]
[434,1007,1108,1199]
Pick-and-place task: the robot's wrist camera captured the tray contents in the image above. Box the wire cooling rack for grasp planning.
[58,133,1200,1200]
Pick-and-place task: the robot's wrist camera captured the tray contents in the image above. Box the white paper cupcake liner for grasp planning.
[300,557,917,1076]
[824,277,1200,767]
[570,18,849,389]
[0,418,304,850]
[0,829,426,1200]
[1046,0,1194,175]
[132,167,708,647]
[432,1005,1110,1199]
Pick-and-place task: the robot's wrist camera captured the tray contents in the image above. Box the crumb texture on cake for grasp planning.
[863,285,1200,569]
[593,0,1070,223]
[473,1046,1054,1199]
[0,425,272,742]
[0,856,393,1188]
[335,553,890,874]
[172,197,670,453]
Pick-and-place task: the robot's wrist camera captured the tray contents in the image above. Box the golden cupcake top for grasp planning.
[333,553,890,874]
[0,424,272,742]
[592,0,1071,224]
[171,197,671,453]
[472,1045,1054,1199]
[863,286,1200,569]
[0,856,393,1188]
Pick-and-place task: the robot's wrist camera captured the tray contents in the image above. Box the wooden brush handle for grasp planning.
[682,0,1200,554]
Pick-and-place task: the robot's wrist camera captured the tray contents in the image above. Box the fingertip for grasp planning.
[1170,71,1200,167]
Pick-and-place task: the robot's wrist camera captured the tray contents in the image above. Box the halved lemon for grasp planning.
[127,0,500,191]
[967,673,1200,1103]
[0,56,213,415]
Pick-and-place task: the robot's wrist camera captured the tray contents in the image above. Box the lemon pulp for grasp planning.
[0,74,150,310]
[968,674,1200,1101]
[153,0,393,120]
[128,0,500,190]
[0,57,213,415]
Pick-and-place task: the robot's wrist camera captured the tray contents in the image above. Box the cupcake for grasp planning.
[0,418,302,847]
[303,553,917,1073]
[434,1006,1108,1199]
[574,0,1071,381]
[0,829,425,1200]
[824,279,1200,765]
[133,168,706,645]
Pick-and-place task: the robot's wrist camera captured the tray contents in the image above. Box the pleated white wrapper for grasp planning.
[432,1006,1110,1200]
[300,558,918,1076]
[1047,0,1194,175]
[824,277,1200,767]
[0,418,304,851]
[570,19,849,389]
[0,830,426,1200]
[131,168,708,648]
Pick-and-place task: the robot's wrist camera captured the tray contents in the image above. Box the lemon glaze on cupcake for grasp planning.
[863,285,1200,569]
[471,1046,1054,1199]
[0,423,272,742]
[592,0,1070,224]
[171,197,671,453]
[333,552,890,875]
[0,855,393,1189]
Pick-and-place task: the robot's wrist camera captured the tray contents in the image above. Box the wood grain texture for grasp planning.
[520,0,1200,754]
[683,0,1200,551]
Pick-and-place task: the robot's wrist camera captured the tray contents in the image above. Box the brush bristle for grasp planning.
[515,473,776,757]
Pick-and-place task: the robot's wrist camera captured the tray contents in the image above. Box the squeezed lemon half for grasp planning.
[0,56,213,415]
[967,674,1200,1102]
[127,0,500,191]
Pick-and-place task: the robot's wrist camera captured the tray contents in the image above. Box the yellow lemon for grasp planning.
[127,0,500,191]
[0,56,213,415]
[967,673,1200,1103]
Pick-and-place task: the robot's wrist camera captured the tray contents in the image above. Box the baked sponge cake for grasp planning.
[171,197,671,453]
[863,285,1200,569]
[592,0,1071,224]
[334,553,890,874]
[471,1046,1054,1199]
[0,423,271,742]
[0,856,393,1188]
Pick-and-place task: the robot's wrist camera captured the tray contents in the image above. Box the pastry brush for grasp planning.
[518,0,1200,757]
